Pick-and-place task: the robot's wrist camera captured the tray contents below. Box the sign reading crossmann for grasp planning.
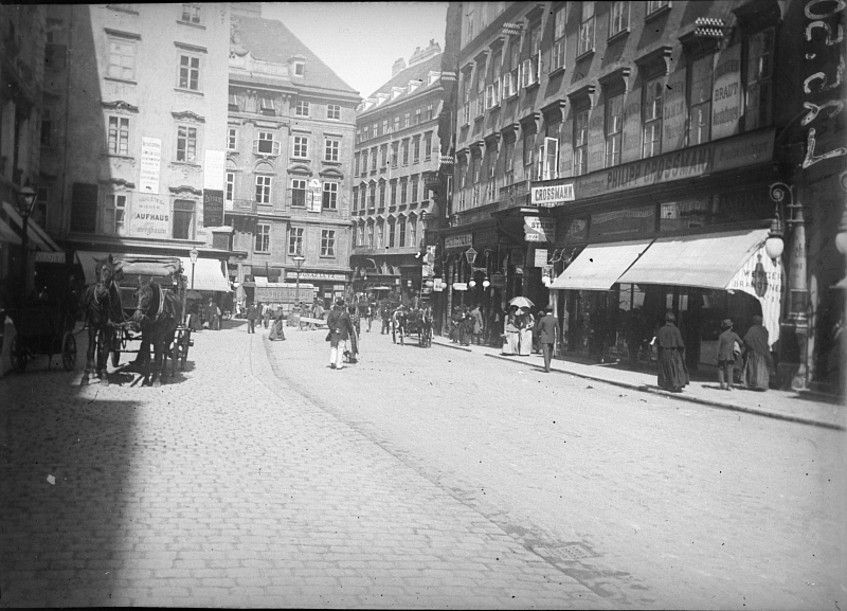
[531,183,575,207]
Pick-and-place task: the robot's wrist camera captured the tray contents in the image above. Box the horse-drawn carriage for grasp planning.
[5,297,77,373]
[391,303,433,348]
[81,254,191,386]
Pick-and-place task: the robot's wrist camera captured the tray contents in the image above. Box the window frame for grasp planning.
[176,124,198,163]
[112,193,127,234]
[324,137,340,162]
[326,104,341,120]
[107,37,136,81]
[172,198,196,240]
[642,75,664,158]
[573,107,590,176]
[288,226,304,255]
[227,127,237,151]
[290,178,307,208]
[609,1,630,38]
[254,174,272,204]
[577,1,596,57]
[292,134,309,159]
[604,91,624,167]
[255,223,271,253]
[225,171,235,202]
[322,181,339,210]
[177,52,201,91]
[106,114,130,156]
[294,99,310,117]
[320,229,335,257]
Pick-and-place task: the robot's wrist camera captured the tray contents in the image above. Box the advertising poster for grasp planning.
[130,195,170,238]
[139,137,162,194]
[727,245,782,346]
[203,189,224,227]
[711,44,742,140]
[203,149,226,190]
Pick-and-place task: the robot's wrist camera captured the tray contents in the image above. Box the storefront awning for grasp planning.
[2,201,62,252]
[617,228,770,290]
[0,217,21,245]
[179,257,231,292]
[549,240,653,291]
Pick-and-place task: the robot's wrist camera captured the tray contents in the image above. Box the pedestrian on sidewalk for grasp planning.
[268,310,286,341]
[656,311,688,392]
[262,303,272,329]
[716,318,743,390]
[246,302,258,334]
[469,304,484,345]
[743,314,773,391]
[538,307,558,373]
[502,307,520,355]
[516,307,533,356]
[326,298,352,370]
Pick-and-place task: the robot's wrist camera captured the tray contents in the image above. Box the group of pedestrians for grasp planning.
[449,304,484,346]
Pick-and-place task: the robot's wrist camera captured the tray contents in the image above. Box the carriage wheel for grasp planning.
[62,332,77,371]
[10,337,27,372]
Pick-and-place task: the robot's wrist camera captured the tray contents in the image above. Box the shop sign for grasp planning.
[285,271,348,282]
[711,44,742,140]
[534,248,548,267]
[576,128,775,198]
[524,216,555,242]
[139,137,162,194]
[590,206,655,240]
[490,272,506,288]
[433,277,445,291]
[727,245,782,344]
[203,189,224,227]
[452,282,468,291]
[130,194,170,238]
[531,183,574,207]
[444,233,473,249]
[662,68,687,152]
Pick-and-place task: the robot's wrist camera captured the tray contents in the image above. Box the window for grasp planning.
[402,139,410,165]
[393,116,400,132]
[112,194,127,234]
[540,137,559,180]
[425,104,434,121]
[503,138,515,180]
[398,216,406,247]
[388,218,396,248]
[379,144,387,168]
[225,172,234,201]
[409,216,417,246]
[368,183,376,208]
[367,222,374,248]
[290,178,306,207]
[255,175,272,204]
[322,182,338,209]
[550,6,567,74]
[412,136,421,163]
[227,127,237,150]
[178,54,200,90]
[379,181,386,207]
[107,38,135,80]
[382,120,389,134]
[642,76,664,158]
[354,152,360,176]
[256,130,277,154]
[326,104,341,120]
[361,149,368,175]
[34,186,49,226]
[376,220,384,249]
[522,129,535,168]
[259,95,276,114]
[605,92,624,166]
[646,1,670,16]
[578,1,595,56]
[688,53,715,146]
[107,115,130,155]
[609,1,629,37]
[400,178,408,204]
[228,92,238,109]
[411,175,420,202]
[359,223,365,247]
[181,3,200,23]
[390,180,397,205]
[370,146,377,171]
[324,137,340,162]
[404,112,410,128]
[293,61,305,77]
[172,199,195,239]
[176,125,197,162]
[288,227,304,255]
[574,108,589,175]
[502,40,520,98]
[40,108,52,147]
[352,186,359,211]
[255,223,270,252]
[294,100,309,116]
[391,141,399,167]
[292,135,308,158]
[424,132,433,161]
[744,28,774,131]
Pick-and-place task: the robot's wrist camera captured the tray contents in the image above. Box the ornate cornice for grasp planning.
[101,100,139,113]
[171,110,205,123]
[168,185,203,196]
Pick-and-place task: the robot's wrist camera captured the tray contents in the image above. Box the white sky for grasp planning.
[261,2,449,99]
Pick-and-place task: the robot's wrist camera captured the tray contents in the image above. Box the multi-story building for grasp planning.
[0,4,60,298]
[350,40,447,298]
[41,3,232,292]
[442,1,845,391]
[227,7,359,306]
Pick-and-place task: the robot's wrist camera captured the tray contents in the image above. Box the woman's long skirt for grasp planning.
[658,347,688,390]
[744,351,770,390]
[518,328,533,356]
[268,320,286,341]
[503,330,520,355]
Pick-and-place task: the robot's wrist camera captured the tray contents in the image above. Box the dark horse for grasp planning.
[79,256,122,385]
[130,280,181,386]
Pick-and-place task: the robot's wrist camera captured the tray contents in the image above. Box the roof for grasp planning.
[231,15,358,96]
[360,52,444,114]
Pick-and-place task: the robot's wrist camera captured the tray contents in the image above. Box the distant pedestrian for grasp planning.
[380,304,391,335]
[326,298,352,370]
[716,318,743,390]
[538,307,558,373]
[656,311,688,392]
[743,314,772,391]
[268,310,286,341]
[246,303,258,334]
[262,303,272,329]
[516,308,533,356]
[502,307,520,355]
[469,304,484,345]
[366,302,376,332]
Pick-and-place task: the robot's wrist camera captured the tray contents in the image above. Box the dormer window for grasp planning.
[293,60,305,77]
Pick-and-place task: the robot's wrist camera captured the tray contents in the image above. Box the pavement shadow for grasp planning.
[0,390,142,606]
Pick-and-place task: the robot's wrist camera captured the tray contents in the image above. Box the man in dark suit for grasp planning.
[326,298,352,370]
[246,302,258,334]
[538,307,558,373]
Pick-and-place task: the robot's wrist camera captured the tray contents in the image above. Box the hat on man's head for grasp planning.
[721,318,733,330]
[335,298,345,306]
[665,311,676,322]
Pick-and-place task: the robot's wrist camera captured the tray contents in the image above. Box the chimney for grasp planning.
[408,41,442,67]
[391,57,406,76]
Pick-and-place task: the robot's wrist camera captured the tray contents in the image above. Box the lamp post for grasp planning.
[768,182,808,390]
[292,254,305,305]
[189,247,199,290]
[15,186,37,303]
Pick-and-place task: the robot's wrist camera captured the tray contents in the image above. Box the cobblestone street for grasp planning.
[0,321,844,608]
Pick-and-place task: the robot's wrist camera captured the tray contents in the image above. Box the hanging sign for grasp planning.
[444,233,473,249]
[727,245,782,346]
[139,137,162,194]
[452,282,468,291]
[524,216,555,242]
[534,248,548,267]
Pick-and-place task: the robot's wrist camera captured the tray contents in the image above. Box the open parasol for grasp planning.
[508,296,534,309]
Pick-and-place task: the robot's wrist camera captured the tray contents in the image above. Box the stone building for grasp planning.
[40,3,232,291]
[439,1,845,391]
[227,7,359,306]
[350,40,448,300]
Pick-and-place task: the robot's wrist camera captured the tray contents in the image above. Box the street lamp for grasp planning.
[16,186,37,302]
[189,247,199,290]
[292,254,305,304]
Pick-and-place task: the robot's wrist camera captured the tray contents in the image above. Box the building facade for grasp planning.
[440,1,845,391]
[227,9,359,306]
[350,41,447,301]
[40,2,232,290]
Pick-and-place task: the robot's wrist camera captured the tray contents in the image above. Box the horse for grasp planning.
[129,279,182,387]
[391,306,408,345]
[79,255,122,385]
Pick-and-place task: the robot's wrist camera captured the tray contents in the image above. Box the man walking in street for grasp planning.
[538,307,558,373]
[246,302,258,334]
[326,298,352,370]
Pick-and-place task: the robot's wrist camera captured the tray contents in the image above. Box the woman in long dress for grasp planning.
[656,311,688,392]
[518,308,534,356]
[502,308,520,355]
[743,314,772,390]
[268,311,286,341]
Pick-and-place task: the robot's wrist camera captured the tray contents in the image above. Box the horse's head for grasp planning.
[130,280,155,325]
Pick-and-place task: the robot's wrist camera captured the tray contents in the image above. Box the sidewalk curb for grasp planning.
[432,338,845,432]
